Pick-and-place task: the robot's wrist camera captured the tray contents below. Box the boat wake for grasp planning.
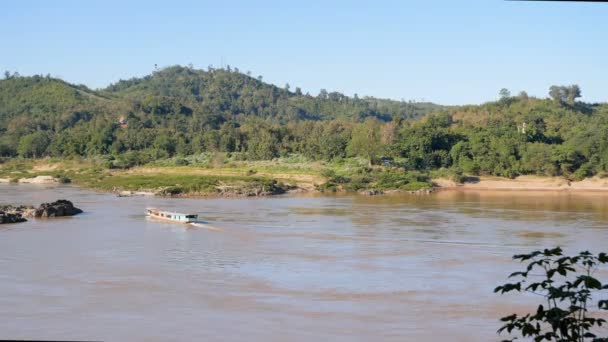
[189,222,223,231]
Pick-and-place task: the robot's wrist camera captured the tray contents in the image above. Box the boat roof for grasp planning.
[146,207,197,216]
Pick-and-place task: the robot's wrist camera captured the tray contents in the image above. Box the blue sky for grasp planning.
[1,0,606,104]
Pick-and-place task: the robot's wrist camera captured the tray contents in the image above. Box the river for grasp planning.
[1,184,607,341]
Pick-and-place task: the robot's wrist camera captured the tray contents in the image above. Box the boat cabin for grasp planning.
[146,208,198,223]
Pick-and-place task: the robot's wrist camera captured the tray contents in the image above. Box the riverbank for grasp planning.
[0,157,434,197]
[6,158,608,197]
[433,175,608,192]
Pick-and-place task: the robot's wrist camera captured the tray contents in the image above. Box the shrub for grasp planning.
[158,186,184,196]
[321,169,336,179]
[55,174,71,184]
[400,181,431,191]
[495,247,608,342]
[316,182,338,192]
[449,169,467,184]
[376,172,410,189]
[571,163,594,181]
[332,175,351,184]
[344,176,371,192]
[173,158,189,166]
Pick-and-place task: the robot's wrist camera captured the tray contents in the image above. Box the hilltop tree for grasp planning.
[566,84,581,105]
[499,88,511,100]
[318,89,328,99]
[518,91,529,100]
[549,85,582,106]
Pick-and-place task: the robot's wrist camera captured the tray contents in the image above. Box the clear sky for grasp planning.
[1,0,606,105]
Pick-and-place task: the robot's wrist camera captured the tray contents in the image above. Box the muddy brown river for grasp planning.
[1,184,608,341]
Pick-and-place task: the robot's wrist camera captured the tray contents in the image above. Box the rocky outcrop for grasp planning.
[28,200,83,218]
[0,211,27,224]
[0,200,82,223]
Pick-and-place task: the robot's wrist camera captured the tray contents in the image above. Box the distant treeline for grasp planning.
[1,65,607,180]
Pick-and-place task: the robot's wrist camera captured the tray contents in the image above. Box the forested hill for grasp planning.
[0,65,441,158]
[1,66,608,182]
[101,65,440,122]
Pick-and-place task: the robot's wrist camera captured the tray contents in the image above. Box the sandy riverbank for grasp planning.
[0,176,59,184]
[433,175,608,192]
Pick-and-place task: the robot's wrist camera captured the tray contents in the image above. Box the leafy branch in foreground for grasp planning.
[495,247,608,342]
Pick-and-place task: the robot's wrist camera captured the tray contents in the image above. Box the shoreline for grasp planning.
[432,175,608,192]
[5,176,608,197]
[5,164,608,197]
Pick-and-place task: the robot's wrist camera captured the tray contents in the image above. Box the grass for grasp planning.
[317,161,433,193]
[0,154,435,195]
[90,173,285,195]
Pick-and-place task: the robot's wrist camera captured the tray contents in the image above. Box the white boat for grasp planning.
[146,208,198,223]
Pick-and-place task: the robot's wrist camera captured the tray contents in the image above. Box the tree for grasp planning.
[153,133,177,155]
[549,86,564,105]
[549,85,582,106]
[347,118,382,166]
[380,121,397,145]
[318,89,328,99]
[499,88,511,100]
[566,84,582,105]
[17,131,50,158]
[495,247,608,342]
[0,139,16,157]
[246,127,278,160]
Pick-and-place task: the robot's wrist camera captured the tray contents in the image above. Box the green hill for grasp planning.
[0,65,442,160]
[1,67,607,182]
[102,65,441,122]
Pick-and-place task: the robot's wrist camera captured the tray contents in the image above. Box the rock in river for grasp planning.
[0,200,83,222]
[29,200,83,218]
[0,211,27,224]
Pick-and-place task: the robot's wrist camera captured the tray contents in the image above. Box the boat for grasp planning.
[146,208,198,223]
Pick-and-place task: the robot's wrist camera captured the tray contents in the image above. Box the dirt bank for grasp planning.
[433,175,608,192]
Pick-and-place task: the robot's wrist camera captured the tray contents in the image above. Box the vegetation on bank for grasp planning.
[1,66,608,192]
[0,156,434,196]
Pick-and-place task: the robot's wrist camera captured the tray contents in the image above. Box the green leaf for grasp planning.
[500,314,517,322]
[584,276,602,289]
[535,304,545,318]
[509,271,526,278]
